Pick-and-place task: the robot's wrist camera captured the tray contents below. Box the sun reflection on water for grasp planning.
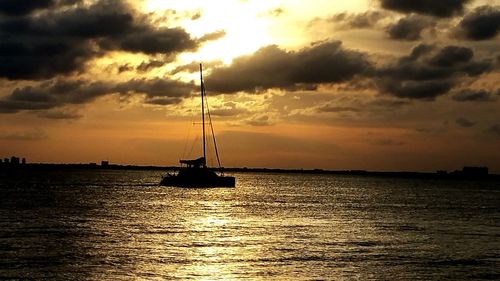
[2,172,497,279]
[173,200,242,280]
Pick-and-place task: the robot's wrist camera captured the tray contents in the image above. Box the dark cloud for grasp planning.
[403,43,436,62]
[452,89,496,102]
[268,8,285,17]
[115,78,195,100]
[386,15,434,41]
[429,46,473,67]
[0,0,78,16]
[0,80,111,112]
[206,41,371,93]
[379,0,470,17]
[456,5,500,40]
[101,27,196,55]
[0,78,195,113]
[376,44,494,99]
[203,41,493,101]
[0,0,50,15]
[37,110,82,120]
[329,11,385,29]
[136,60,166,72]
[456,117,475,127]
[118,64,133,73]
[198,30,226,42]
[143,97,182,106]
[379,79,454,100]
[0,0,206,80]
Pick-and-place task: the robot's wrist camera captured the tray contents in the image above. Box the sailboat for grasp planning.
[160,64,236,187]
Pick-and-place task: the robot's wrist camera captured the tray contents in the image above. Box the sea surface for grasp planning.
[0,169,499,280]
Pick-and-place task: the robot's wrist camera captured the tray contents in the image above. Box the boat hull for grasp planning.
[160,168,235,187]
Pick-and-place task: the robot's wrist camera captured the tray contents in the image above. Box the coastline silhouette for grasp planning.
[1,160,496,181]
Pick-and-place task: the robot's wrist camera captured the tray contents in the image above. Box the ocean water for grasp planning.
[0,169,499,280]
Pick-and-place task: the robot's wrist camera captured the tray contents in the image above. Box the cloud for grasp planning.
[379,79,454,99]
[403,43,436,61]
[205,41,371,93]
[455,117,475,127]
[0,80,110,112]
[115,78,194,99]
[379,0,470,18]
[204,41,494,102]
[429,46,473,67]
[190,12,201,20]
[210,108,247,117]
[452,89,496,102]
[209,102,248,117]
[0,0,207,80]
[0,0,78,16]
[375,44,495,99]
[456,5,500,40]
[245,114,273,126]
[136,60,167,72]
[118,64,133,73]
[171,60,224,75]
[37,109,82,120]
[328,11,386,29]
[386,15,434,41]
[102,27,196,55]
[0,78,195,113]
[268,8,285,17]
[317,105,360,113]
[198,30,226,42]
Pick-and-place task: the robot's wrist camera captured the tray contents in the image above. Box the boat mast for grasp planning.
[205,94,222,168]
[200,64,206,168]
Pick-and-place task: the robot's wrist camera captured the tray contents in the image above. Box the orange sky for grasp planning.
[0,0,499,172]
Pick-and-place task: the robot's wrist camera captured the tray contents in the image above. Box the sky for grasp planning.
[0,0,499,172]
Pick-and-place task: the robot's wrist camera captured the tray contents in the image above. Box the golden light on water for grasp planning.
[175,199,240,280]
[1,0,500,278]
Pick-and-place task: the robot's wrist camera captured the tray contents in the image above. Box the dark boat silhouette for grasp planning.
[160,64,235,187]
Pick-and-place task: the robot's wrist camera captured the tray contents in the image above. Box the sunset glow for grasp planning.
[0,0,499,172]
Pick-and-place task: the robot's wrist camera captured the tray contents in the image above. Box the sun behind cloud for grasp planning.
[144,0,276,64]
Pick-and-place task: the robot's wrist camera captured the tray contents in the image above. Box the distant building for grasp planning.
[4,158,9,164]
[22,158,26,164]
[10,157,20,165]
[101,160,109,167]
[0,159,2,164]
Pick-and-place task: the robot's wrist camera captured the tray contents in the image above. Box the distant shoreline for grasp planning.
[1,163,499,181]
